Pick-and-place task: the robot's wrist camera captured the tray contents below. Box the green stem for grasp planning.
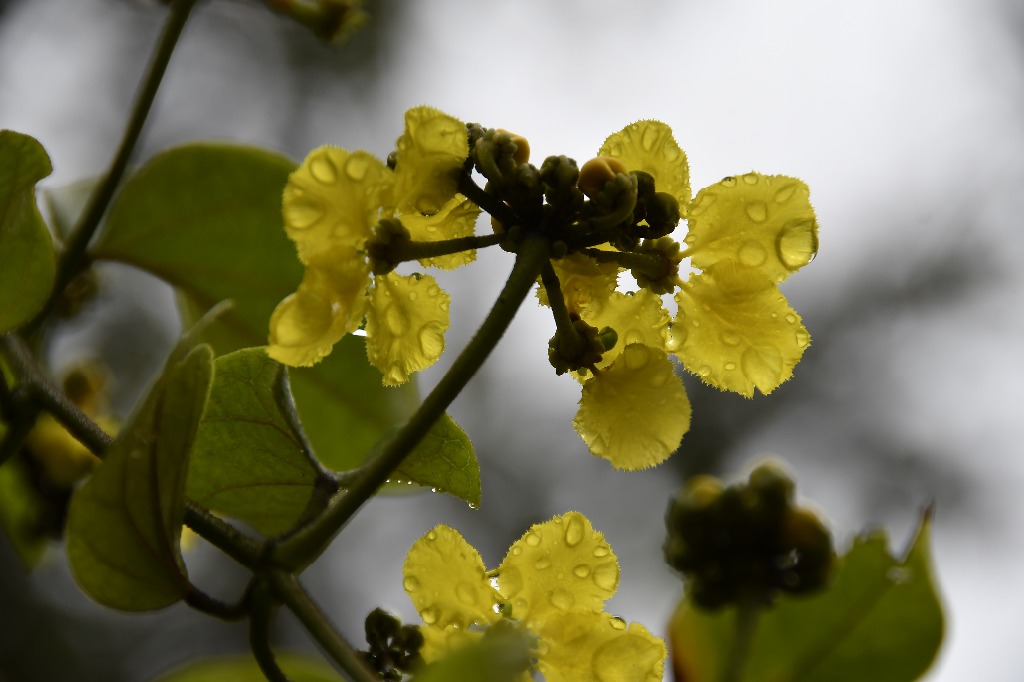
[581,246,670,281]
[721,597,760,682]
[458,173,519,228]
[25,0,198,337]
[250,578,293,682]
[184,501,265,569]
[539,260,583,356]
[184,583,249,621]
[272,234,552,570]
[269,570,377,682]
[390,232,505,264]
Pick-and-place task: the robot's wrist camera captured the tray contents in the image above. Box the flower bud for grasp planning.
[578,156,628,199]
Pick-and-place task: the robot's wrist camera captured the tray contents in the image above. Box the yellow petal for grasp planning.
[365,272,450,385]
[537,612,666,682]
[282,147,392,262]
[671,262,810,397]
[537,252,619,316]
[598,121,691,212]
[400,194,481,269]
[392,106,469,215]
[403,525,501,630]
[685,173,818,282]
[580,290,669,371]
[496,512,619,627]
[573,344,690,470]
[267,251,371,367]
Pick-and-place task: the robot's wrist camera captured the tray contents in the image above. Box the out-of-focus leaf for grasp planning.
[0,130,56,331]
[0,457,47,567]
[411,632,531,682]
[66,345,214,611]
[153,652,343,682]
[188,347,321,536]
[670,513,944,682]
[385,413,480,507]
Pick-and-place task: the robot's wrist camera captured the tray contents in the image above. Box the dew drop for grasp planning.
[534,557,551,570]
[591,563,618,591]
[403,576,419,592]
[742,173,759,185]
[564,515,586,547]
[549,589,575,610]
[608,143,623,156]
[593,545,610,558]
[744,200,768,223]
[525,532,542,547]
[514,597,527,610]
[286,199,324,230]
[672,326,688,348]
[426,530,437,541]
[774,183,797,203]
[689,192,716,217]
[383,306,408,335]
[622,344,651,371]
[408,290,419,302]
[609,617,627,630]
[573,564,592,578]
[344,154,370,181]
[309,153,339,185]
[691,319,701,328]
[737,240,767,267]
[776,220,818,271]
[795,329,810,348]
[420,606,439,625]
[721,330,741,346]
[720,176,737,188]
[512,546,523,556]
[784,313,797,324]
[624,330,643,346]
[698,365,712,378]
[724,362,737,371]
[455,582,478,606]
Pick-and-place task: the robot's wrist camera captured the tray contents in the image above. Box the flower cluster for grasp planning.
[403,512,666,681]
[267,107,818,471]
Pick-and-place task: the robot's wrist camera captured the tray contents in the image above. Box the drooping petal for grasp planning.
[598,121,691,212]
[399,194,481,269]
[537,252,619,316]
[537,612,666,682]
[580,290,669,371]
[282,147,392,262]
[685,173,818,282]
[392,106,469,215]
[365,272,450,385]
[267,249,371,367]
[496,512,619,627]
[403,525,502,631]
[671,263,810,397]
[573,344,690,470]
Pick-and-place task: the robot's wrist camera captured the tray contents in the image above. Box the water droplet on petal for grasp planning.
[420,607,439,625]
[622,344,651,371]
[774,183,797,203]
[408,290,418,302]
[573,564,592,578]
[738,240,767,267]
[534,557,551,570]
[691,319,701,328]
[744,200,768,223]
[721,331,741,346]
[525,532,541,547]
[795,329,810,348]
[344,154,370,181]
[309,153,339,185]
[698,366,711,378]
[403,577,419,592]
[549,589,575,610]
[591,563,618,591]
[724,362,737,371]
[609,617,627,630]
[564,515,586,547]
[742,173,759,185]
[384,306,408,335]
[426,531,437,541]
[286,199,324,230]
[593,545,610,558]
[720,176,737,188]
[512,546,523,556]
[776,219,818,271]
[784,313,797,324]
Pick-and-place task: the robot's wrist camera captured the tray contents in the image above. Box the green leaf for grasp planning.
[289,334,419,472]
[0,130,56,331]
[388,413,480,507]
[91,143,300,352]
[669,513,945,682]
[188,347,322,536]
[66,345,214,611]
[153,652,344,682]
[92,143,418,472]
[0,458,47,567]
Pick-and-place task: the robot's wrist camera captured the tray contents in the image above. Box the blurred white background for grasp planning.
[2,0,1023,679]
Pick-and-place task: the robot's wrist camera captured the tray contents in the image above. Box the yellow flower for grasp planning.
[598,120,818,396]
[403,512,666,681]
[267,106,475,384]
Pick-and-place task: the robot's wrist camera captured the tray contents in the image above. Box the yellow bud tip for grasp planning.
[497,129,531,165]
[578,156,629,199]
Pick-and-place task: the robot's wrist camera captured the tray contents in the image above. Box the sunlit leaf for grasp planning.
[66,345,214,611]
[153,652,344,682]
[669,513,944,682]
[0,130,56,331]
[387,413,480,507]
[188,348,323,536]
